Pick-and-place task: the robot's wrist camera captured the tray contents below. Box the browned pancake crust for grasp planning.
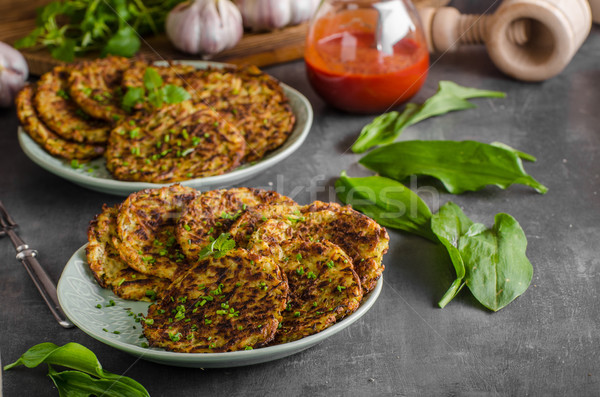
[143,249,289,352]
[186,65,295,162]
[122,61,197,90]
[177,187,296,260]
[87,205,169,301]
[34,66,110,143]
[68,56,130,122]
[16,85,105,160]
[106,102,246,182]
[248,235,362,344]
[116,185,199,280]
[299,201,389,293]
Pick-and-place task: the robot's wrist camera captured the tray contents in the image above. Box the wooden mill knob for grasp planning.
[418,0,593,81]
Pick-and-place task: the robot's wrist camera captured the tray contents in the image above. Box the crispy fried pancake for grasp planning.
[68,56,130,122]
[105,102,246,182]
[229,202,302,248]
[87,205,170,301]
[122,61,196,90]
[143,249,289,352]
[16,85,105,160]
[177,187,296,260]
[230,200,388,293]
[116,185,198,280]
[248,234,362,344]
[186,66,295,162]
[34,66,110,143]
[299,201,389,293]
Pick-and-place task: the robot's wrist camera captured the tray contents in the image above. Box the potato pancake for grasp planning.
[16,85,105,160]
[186,66,295,162]
[248,233,362,344]
[105,102,246,182]
[34,66,110,144]
[142,249,289,352]
[229,200,388,293]
[299,202,389,293]
[228,202,302,248]
[68,56,130,122]
[122,61,196,90]
[177,187,296,260]
[87,205,170,301]
[116,185,198,280]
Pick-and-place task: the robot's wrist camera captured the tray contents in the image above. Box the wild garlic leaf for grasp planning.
[4,342,149,395]
[335,171,436,241]
[431,202,473,308]
[351,81,505,153]
[490,141,537,162]
[48,366,149,397]
[459,213,533,311]
[359,140,548,194]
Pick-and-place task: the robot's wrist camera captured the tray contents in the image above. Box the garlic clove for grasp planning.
[166,0,243,55]
[0,41,28,108]
[290,0,320,26]
[238,0,292,32]
[166,1,203,54]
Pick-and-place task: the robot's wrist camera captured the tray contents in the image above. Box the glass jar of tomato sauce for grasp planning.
[305,0,428,113]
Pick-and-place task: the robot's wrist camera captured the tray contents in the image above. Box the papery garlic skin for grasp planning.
[0,41,28,108]
[290,0,321,26]
[166,0,243,55]
[237,0,320,32]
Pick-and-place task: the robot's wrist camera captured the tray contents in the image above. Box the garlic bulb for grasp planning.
[236,0,321,32]
[166,0,243,55]
[0,41,28,108]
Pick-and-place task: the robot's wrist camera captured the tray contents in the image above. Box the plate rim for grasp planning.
[57,244,383,368]
[19,60,313,196]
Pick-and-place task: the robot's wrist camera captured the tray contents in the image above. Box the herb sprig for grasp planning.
[197,233,236,261]
[121,67,191,112]
[15,0,185,62]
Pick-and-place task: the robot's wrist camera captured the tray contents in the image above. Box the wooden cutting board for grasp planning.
[0,0,450,75]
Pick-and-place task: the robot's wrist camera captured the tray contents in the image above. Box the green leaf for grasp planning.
[14,27,44,49]
[163,85,191,104]
[431,202,473,308]
[48,366,149,397]
[121,87,144,112]
[359,140,548,194]
[50,38,77,62]
[459,213,533,311]
[490,141,537,162]
[351,81,506,153]
[4,342,148,395]
[143,67,163,91]
[335,171,436,241]
[101,25,140,57]
[198,233,236,260]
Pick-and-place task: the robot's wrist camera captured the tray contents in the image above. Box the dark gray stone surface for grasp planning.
[1,5,599,397]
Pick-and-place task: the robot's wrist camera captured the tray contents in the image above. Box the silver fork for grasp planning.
[0,201,73,328]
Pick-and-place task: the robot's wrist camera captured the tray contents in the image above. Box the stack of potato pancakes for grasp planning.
[87,185,389,352]
[16,57,295,182]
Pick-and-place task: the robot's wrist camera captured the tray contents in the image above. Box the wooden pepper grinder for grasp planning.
[418,0,593,81]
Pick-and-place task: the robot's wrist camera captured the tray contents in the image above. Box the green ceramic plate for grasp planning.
[57,245,383,368]
[19,61,313,196]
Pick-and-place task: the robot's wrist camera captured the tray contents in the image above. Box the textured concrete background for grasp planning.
[1,2,599,396]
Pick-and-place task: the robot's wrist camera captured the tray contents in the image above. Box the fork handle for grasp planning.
[15,245,74,329]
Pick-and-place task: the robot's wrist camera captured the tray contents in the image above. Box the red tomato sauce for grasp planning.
[305,15,429,113]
